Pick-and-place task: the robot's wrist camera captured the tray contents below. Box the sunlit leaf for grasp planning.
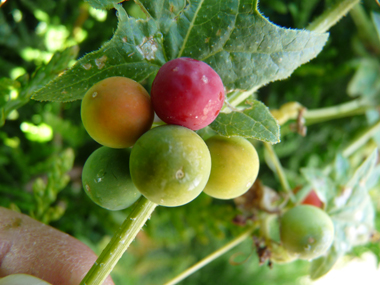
[85,0,125,10]
[209,100,280,143]
[32,1,328,102]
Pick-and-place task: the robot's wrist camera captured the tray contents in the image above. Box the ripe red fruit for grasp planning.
[151,58,225,130]
[301,190,323,208]
[294,187,323,208]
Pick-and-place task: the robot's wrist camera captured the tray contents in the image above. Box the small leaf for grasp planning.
[32,1,328,102]
[29,46,80,95]
[32,6,164,102]
[309,247,340,280]
[209,100,280,143]
[347,59,380,99]
[332,153,350,185]
[300,168,336,206]
[85,0,125,10]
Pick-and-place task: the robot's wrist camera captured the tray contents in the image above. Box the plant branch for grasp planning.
[349,4,380,54]
[303,98,370,126]
[323,120,380,174]
[80,197,157,285]
[164,225,256,285]
[342,120,380,158]
[263,143,295,202]
[307,0,360,33]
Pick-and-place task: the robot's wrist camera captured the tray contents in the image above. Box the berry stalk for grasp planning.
[80,197,157,285]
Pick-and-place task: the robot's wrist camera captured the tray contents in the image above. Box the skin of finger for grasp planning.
[0,207,114,285]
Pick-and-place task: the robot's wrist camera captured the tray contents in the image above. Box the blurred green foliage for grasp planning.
[0,0,380,284]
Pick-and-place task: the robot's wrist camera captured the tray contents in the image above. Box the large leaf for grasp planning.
[32,0,328,102]
[209,100,280,143]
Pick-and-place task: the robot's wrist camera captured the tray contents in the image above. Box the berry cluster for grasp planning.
[80,57,334,262]
[81,58,259,209]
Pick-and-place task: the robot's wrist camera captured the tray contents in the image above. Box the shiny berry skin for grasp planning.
[82,147,141,211]
[151,58,225,130]
[130,125,211,207]
[280,205,334,260]
[203,135,259,199]
[81,77,154,148]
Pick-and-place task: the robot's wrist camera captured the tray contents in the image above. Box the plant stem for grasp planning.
[342,120,380,158]
[303,98,370,126]
[349,4,380,54]
[164,225,256,285]
[263,143,295,202]
[225,87,258,110]
[80,197,157,285]
[307,0,360,33]
[323,120,380,174]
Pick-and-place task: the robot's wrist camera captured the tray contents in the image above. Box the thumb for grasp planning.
[0,207,114,285]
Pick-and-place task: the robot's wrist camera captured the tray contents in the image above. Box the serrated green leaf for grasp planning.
[300,168,336,206]
[32,0,328,102]
[1,47,79,127]
[85,0,124,10]
[141,0,328,91]
[209,100,280,143]
[29,46,80,95]
[309,247,340,280]
[32,6,164,102]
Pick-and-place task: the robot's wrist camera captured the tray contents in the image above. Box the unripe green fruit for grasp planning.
[280,205,334,260]
[203,135,259,199]
[82,147,141,210]
[81,77,154,148]
[130,125,211,207]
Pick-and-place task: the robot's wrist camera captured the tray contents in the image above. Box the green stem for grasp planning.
[263,143,295,202]
[303,98,370,126]
[225,87,258,111]
[323,120,380,174]
[342,120,380,158]
[307,0,360,33]
[164,225,256,285]
[349,4,380,54]
[80,197,157,285]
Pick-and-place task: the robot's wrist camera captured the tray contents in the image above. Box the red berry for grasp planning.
[302,190,323,208]
[151,58,225,130]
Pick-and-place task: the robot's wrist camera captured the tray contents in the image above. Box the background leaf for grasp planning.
[32,5,164,102]
[85,0,125,10]
[209,100,280,143]
[371,12,380,41]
